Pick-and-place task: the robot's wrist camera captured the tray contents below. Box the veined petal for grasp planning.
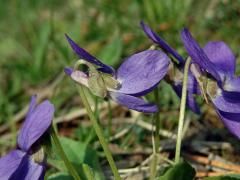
[65,34,115,74]
[140,21,184,64]
[224,76,240,93]
[10,154,44,180]
[18,99,55,152]
[211,93,240,113]
[222,77,240,101]
[116,50,170,96]
[216,110,240,139]
[0,150,25,180]
[109,91,158,113]
[181,28,221,81]
[203,41,236,76]
[25,95,37,120]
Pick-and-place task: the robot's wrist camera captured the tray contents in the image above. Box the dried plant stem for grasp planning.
[50,126,81,180]
[76,85,121,180]
[175,57,191,164]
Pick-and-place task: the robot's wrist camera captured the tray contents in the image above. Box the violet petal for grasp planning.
[64,67,73,76]
[65,34,115,74]
[203,41,236,76]
[0,150,25,180]
[140,21,184,64]
[224,76,240,93]
[212,93,240,113]
[116,50,170,96]
[10,154,44,180]
[18,100,55,152]
[216,110,240,139]
[109,91,158,113]
[181,28,221,81]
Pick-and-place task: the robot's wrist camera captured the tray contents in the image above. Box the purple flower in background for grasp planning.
[64,34,170,113]
[181,28,240,139]
[0,95,55,180]
[140,21,200,114]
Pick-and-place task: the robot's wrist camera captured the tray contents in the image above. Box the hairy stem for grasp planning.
[76,85,121,180]
[174,57,191,164]
[51,126,81,180]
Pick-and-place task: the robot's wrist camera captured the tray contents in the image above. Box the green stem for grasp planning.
[174,57,191,164]
[150,88,161,180]
[50,126,81,180]
[154,88,161,153]
[107,100,113,139]
[76,85,121,180]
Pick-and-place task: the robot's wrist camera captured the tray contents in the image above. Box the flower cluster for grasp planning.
[0,95,54,180]
[139,21,240,139]
[181,28,240,139]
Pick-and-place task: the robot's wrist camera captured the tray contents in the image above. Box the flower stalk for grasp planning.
[174,57,191,164]
[76,85,121,180]
[50,126,81,180]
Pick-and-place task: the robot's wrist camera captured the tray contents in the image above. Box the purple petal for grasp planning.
[18,100,55,152]
[181,28,221,81]
[203,41,236,76]
[216,110,240,139]
[10,154,44,180]
[109,91,158,113]
[64,67,73,76]
[140,21,184,64]
[0,150,25,179]
[65,34,115,74]
[224,76,240,93]
[25,95,37,120]
[222,77,240,101]
[212,93,240,113]
[116,50,170,96]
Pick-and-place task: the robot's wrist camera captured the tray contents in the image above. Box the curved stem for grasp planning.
[76,85,121,180]
[51,126,81,180]
[174,57,191,164]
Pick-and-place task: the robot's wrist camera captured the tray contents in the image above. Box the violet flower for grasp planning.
[64,34,170,113]
[181,28,240,139]
[140,21,200,114]
[0,95,55,180]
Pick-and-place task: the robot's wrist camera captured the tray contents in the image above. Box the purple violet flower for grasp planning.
[64,34,170,113]
[140,21,200,114]
[181,28,240,139]
[0,95,55,180]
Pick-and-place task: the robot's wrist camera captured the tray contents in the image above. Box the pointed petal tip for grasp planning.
[64,67,73,76]
[18,98,55,151]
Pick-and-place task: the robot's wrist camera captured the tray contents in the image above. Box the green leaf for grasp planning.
[203,174,240,180]
[48,137,104,180]
[98,36,122,66]
[157,161,196,180]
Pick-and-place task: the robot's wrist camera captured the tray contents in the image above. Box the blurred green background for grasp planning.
[1,0,240,177]
[1,0,240,122]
